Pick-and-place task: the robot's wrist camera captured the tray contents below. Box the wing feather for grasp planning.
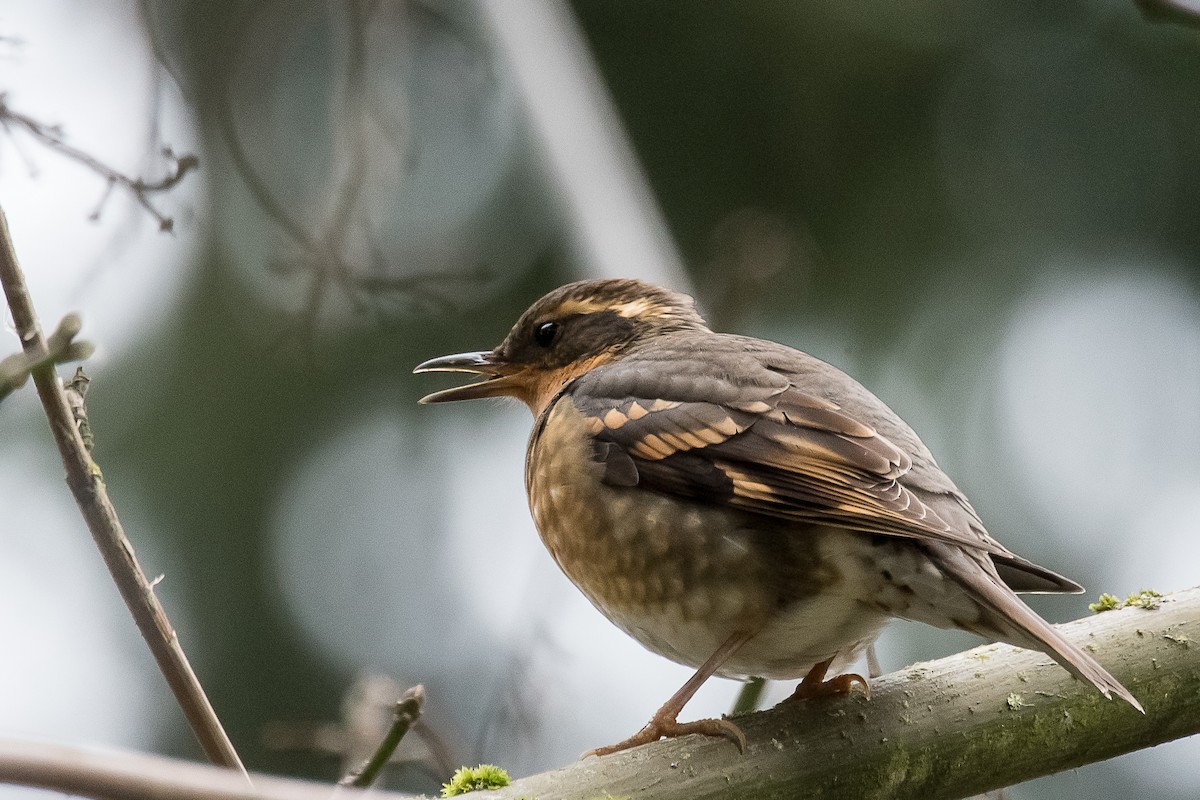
[568,358,989,551]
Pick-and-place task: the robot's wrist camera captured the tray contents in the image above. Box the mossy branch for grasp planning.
[480,584,1200,800]
[1,586,1198,800]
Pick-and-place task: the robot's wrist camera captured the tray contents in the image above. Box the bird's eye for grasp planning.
[534,321,560,348]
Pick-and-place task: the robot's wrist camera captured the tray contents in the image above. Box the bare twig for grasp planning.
[0,312,93,403]
[338,685,426,789]
[1,586,1198,800]
[0,208,246,775]
[263,673,457,780]
[0,95,198,231]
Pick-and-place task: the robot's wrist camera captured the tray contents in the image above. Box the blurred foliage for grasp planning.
[572,0,1200,333]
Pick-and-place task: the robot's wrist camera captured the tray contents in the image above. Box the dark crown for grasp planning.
[525,278,707,330]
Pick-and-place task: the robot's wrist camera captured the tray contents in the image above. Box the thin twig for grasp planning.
[338,685,426,789]
[262,672,457,782]
[0,95,198,232]
[0,207,246,775]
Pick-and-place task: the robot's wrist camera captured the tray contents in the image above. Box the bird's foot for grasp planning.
[783,655,870,704]
[585,714,746,758]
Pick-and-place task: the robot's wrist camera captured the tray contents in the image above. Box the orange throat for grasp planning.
[515,353,618,416]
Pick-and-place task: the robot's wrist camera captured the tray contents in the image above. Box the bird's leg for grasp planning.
[865,642,882,678]
[585,631,752,758]
[783,654,870,703]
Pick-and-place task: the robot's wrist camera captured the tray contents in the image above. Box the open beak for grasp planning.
[413,351,520,404]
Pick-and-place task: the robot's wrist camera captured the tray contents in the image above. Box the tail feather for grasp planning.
[932,544,1143,713]
[992,552,1085,594]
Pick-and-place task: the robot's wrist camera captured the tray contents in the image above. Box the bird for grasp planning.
[414,278,1141,756]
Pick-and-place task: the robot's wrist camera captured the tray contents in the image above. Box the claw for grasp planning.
[584,631,753,758]
[783,655,871,704]
[789,671,869,701]
[585,715,746,758]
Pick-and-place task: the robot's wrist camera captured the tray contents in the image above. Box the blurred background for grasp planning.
[1,0,1198,797]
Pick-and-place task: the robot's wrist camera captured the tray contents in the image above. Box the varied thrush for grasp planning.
[415,278,1141,756]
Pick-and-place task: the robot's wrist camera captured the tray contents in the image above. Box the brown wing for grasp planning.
[567,361,992,553]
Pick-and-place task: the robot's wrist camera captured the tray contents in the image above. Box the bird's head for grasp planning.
[414,278,706,414]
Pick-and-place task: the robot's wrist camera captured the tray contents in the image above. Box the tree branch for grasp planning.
[0,208,245,774]
[0,586,1197,800]
[0,739,387,800]
[483,585,1200,800]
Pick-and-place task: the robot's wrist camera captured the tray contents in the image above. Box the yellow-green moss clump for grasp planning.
[442,764,512,796]
[1125,589,1163,610]
[1089,589,1163,613]
[1088,593,1121,613]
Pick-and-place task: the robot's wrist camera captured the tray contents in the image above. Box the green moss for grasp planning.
[1090,589,1164,613]
[1088,593,1121,613]
[442,765,512,796]
[867,672,1143,798]
[1125,589,1163,610]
